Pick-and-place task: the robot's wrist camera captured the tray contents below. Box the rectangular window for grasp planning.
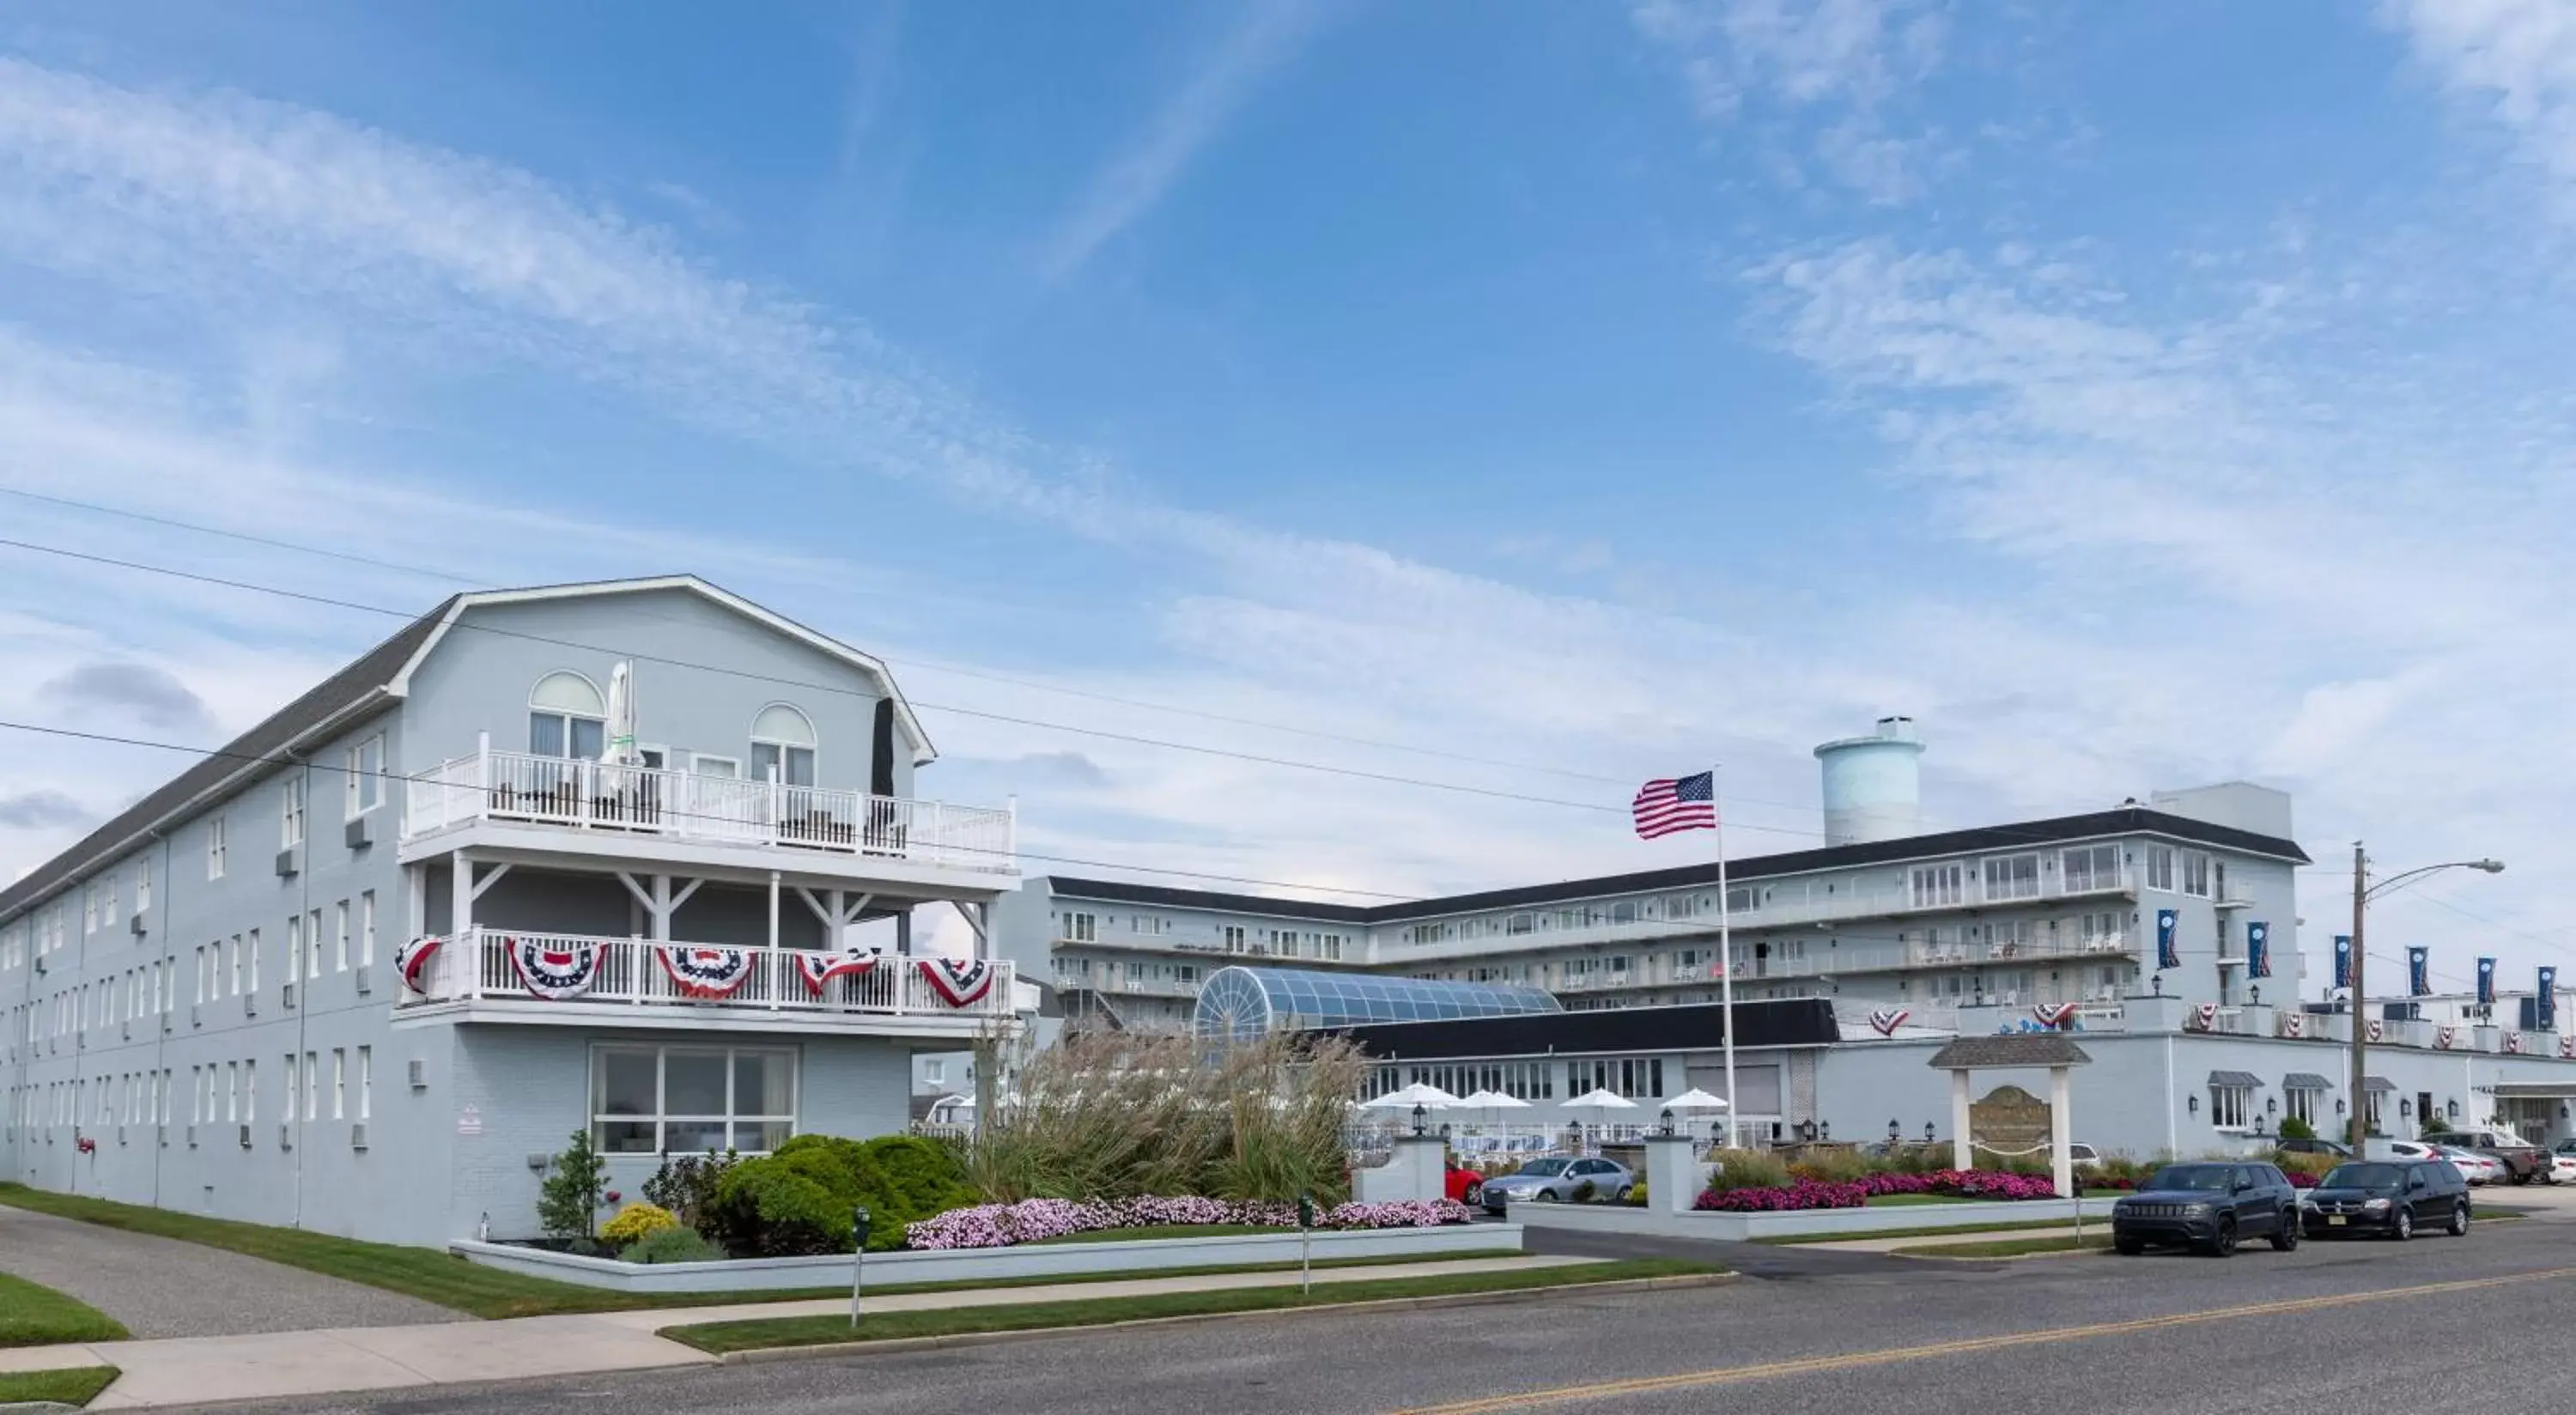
[244,1059,255,1123]
[283,1054,297,1124]
[1222,925,1246,952]
[1062,912,1096,943]
[357,1047,373,1120]
[247,929,260,993]
[2286,1087,2316,1127]
[282,777,306,848]
[136,870,151,916]
[1981,854,2039,901]
[591,1044,797,1155]
[2182,852,2211,898]
[307,909,324,980]
[2062,845,2121,895]
[360,891,377,966]
[304,1051,319,1121]
[207,816,227,879]
[345,734,386,817]
[286,915,303,981]
[331,1049,344,1120]
[1910,864,1965,908]
[2144,845,2175,892]
[2210,1084,2251,1130]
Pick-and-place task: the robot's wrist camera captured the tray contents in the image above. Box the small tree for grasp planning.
[538,1128,608,1242]
[2277,1115,2315,1142]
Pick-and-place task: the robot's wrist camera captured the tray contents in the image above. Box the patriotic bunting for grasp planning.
[2188,1002,2219,1032]
[793,945,879,996]
[507,936,605,1000]
[1867,1007,1911,1038]
[656,944,756,999]
[2278,1013,2304,1039]
[2366,1018,2385,1045]
[2031,1001,2079,1029]
[396,934,444,993]
[2435,1025,2458,1051]
[917,956,996,1007]
[2505,1031,2524,1054]
[2560,1035,2575,1060]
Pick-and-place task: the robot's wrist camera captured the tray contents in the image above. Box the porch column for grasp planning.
[449,850,471,940]
[2049,1066,2074,1200]
[1950,1069,1973,1171]
[766,871,780,950]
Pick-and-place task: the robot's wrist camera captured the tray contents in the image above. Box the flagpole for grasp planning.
[1714,763,1738,1152]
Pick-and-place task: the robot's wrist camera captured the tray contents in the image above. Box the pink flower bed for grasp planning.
[903,1195,1473,1250]
[1693,1169,2060,1213]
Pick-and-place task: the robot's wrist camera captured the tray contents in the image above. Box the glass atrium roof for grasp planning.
[1193,966,1563,1043]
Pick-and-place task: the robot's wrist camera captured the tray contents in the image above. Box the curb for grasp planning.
[709,1272,1739,1363]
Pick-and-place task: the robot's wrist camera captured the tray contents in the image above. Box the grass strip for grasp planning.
[663,1258,1721,1354]
[0,1185,1513,1318]
[0,1272,129,1348]
[1754,1216,2087,1246]
[0,1366,119,1407]
[1893,1234,2114,1259]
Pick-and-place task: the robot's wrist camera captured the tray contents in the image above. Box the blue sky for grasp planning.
[3,1,2574,989]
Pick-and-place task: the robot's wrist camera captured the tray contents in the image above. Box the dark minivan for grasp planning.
[2301,1159,2470,1240]
[2111,1163,2300,1256]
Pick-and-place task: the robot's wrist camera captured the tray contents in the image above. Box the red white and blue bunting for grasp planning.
[794,945,878,996]
[2365,1018,2385,1045]
[2188,1002,2220,1032]
[2277,1012,2305,1039]
[2435,1025,2459,1051]
[1867,1007,1911,1037]
[656,944,756,999]
[507,936,606,1000]
[2504,1031,2524,1055]
[2560,1035,2576,1060]
[917,956,995,1007]
[2031,1002,2079,1030]
[396,934,444,993]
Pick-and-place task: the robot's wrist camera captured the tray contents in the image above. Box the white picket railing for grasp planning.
[400,926,1016,1019]
[404,747,1014,874]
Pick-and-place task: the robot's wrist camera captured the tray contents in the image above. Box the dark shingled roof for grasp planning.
[1926,1034,2093,1069]
[0,598,455,922]
[2208,1070,2264,1089]
[1042,805,2310,925]
[2282,1072,2335,1090]
[2361,1076,2397,1094]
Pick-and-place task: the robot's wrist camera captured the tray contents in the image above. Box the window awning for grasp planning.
[2361,1076,2397,1094]
[2208,1070,2263,1089]
[2281,1072,2334,1091]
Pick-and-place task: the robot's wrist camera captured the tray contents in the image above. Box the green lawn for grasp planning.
[0,1185,1518,1319]
[664,1258,1723,1354]
[0,1272,129,1348]
[1030,1224,1276,1245]
[1893,1234,2113,1259]
[0,1366,119,1407]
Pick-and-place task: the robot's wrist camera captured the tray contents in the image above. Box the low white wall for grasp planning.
[452,1221,1522,1292]
[1509,1197,2117,1242]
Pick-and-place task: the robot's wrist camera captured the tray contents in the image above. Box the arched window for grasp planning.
[749,703,817,787]
[529,671,606,760]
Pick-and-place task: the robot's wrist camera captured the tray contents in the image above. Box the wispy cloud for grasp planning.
[1631,0,1949,202]
[1040,0,1340,278]
[2387,0,2576,203]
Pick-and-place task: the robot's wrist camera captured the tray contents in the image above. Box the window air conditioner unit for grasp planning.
[131,911,148,937]
[345,815,373,850]
[238,1123,252,1149]
[408,1059,427,1090]
[354,965,373,995]
[276,845,301,878]
[283,983,297,1010]
[350,1123,369,1151]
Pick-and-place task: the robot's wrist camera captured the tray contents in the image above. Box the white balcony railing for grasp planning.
[402,926,1017,1020]
[404,748,1014,875]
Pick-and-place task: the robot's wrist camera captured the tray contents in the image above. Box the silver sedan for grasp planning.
[1479,1157,1634,1214]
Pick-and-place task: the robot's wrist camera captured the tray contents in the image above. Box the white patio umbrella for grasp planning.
[1662,1088,1731,1113]
[1455,1089,1528,1114]
[1362,1081,1462,1112]
[1559,1087,1637,1113]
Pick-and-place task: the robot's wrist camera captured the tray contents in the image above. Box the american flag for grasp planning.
[1631,770,1716,839]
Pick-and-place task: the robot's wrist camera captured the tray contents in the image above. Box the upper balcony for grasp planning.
[402,747,1016,890]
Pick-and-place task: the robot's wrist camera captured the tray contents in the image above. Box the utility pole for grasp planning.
[2347,842,2367,1151]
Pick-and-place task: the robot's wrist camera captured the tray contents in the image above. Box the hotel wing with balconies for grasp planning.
[0,577,1022,1246]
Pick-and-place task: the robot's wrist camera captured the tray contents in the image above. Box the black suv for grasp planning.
[2111,1162,2300,1256]
[2302,1159,2470,1240]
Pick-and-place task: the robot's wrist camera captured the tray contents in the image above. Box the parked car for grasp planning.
[1445,1165,1485,1206]
[2111,1162,2301,1257]
[2068,1142,2103,1169]
[2440,1129,2544,1184]
[1479,1157,1633,1213]
[2552,1139,2576,1185]
[2301,1159,2470,1240]
[2429,1144,2501,1186]
[2275,1136,2353,1159]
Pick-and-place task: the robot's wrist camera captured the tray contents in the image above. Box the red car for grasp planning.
[1445,1165,1485,1205]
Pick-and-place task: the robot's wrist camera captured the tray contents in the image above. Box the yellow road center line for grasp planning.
[1391,1264,2576,1414]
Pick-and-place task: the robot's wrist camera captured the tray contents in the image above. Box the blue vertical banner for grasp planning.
[2246,920,2270,979]
[2477,956,2496,1007]
[2408,946,2431,997]
[2155,909,2179,971]
[2333,936,2352,992]
[2542,967,2559,1031]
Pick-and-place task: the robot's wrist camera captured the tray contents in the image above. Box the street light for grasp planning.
[2347,849,2505,1151]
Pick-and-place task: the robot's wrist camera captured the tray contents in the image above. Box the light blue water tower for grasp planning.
[1814,717,1925,847]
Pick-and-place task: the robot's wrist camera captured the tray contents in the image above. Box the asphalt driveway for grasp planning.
[0,1202,461,1339]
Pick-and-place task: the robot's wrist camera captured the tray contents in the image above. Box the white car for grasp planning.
[2430,1144,2501,1185]
[2552,1141,2576,1184]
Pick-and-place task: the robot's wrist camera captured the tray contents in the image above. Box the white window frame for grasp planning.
[689,753,741,780]
[748,703,819,789]
[2143,844,2175,893]
[136,868,151,917]
[281,776,306,850]
[529,671,608,761]
[361,891,377,967]
[344,734,386,819]
[2210,1084,2252,1130]
[2182,852,2212,898]
[1910,863,1965,909]
[357,1046,372,1120]
[2286,1086,2317,1127]
[1063,912,1097,944]
[207,816,227,880]
[306,909,324,981]
[2062,844,2121,895]
[334,902,350,973]
[590,1042,798,1156]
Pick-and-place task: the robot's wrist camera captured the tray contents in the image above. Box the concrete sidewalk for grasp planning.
[1,1254,1592,1409]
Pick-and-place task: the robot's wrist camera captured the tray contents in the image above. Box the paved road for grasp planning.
[0,1204,460,1339]
[194,1212,2576,1412]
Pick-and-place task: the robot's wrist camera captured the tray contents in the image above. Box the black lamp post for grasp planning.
[1820,1120,1832,1142]
[1923,1120,1935,1144]
[1411,1102,1426,1138]
[1887,1119,1900,1145]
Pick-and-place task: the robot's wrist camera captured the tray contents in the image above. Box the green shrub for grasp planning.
[707,1133,983,1255]
[600,1202,678,1248]
[853,1135,981,1224]
[642,1151,738,1229]
[1571,1179,1599,1203]
[537,1129,607,1242]
[624,1227,723,1265]
[2277,1115,2316,1141]
[1707,1149,1790,1190]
